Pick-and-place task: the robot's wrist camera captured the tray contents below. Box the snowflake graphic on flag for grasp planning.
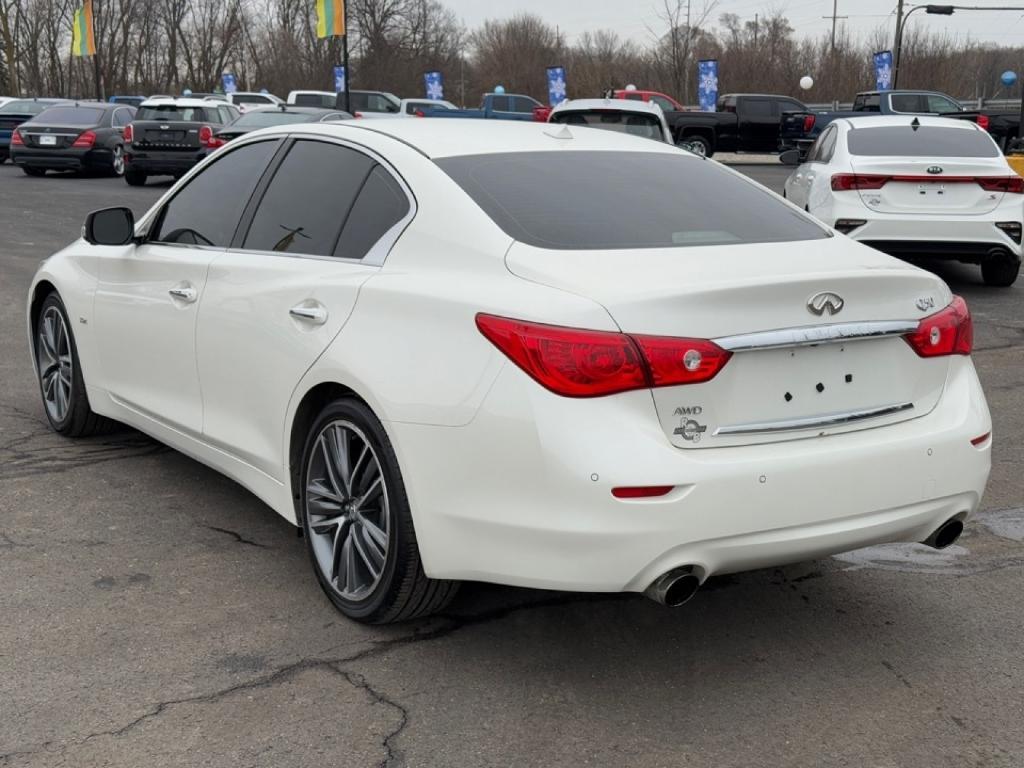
[550,75,566,102]
[877,62,892,90]
[700,71,718,94]
[427,78,444,100]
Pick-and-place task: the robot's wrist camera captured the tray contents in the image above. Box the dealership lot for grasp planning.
[1,163,1022,767]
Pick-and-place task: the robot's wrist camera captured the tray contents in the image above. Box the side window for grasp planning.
[113,108,131,127]
[890,94,925,113]
[512,96,538,113]
[153,140,278,247]
[779,99,804,114]
[489,96,511,112]
[405,102,420,114]
[623,93,644,102]
[817,126,838,163]
[743,99,772,117]
[927,95,959,113]
[334,165,411,260]
[242,140,374,256]
[651,96,675,112]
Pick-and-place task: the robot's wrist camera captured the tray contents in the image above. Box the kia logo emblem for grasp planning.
[927,166,943,174]
[807,292,845,316]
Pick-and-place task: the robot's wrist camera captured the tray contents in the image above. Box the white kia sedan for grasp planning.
[784,115,1022,287]
[28,120,992,622]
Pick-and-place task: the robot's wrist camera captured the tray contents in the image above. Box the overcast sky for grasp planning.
[442,0,1024,46]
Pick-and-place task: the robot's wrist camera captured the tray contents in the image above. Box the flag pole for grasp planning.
[92,0,103,101]
[342,1,350,113]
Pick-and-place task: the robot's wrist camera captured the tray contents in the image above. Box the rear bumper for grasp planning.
[10,147,111,170]
[125,149,202,175]
[389,356,991,593]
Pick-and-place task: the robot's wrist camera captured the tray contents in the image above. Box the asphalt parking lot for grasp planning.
[1,161,1022,768]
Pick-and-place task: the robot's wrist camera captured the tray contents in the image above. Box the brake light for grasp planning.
[198,125,220,148]
[631,335,732,387]
[831,173,889,191]
[71,130,96,148]
[802,114,815,133]
[11,129,23,146]
[903,296,972,357]
[977,176,1024,193]
[977,114,990,131]
[475,314,731,398]
[123,123,134,143]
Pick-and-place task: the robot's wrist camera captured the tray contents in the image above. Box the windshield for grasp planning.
[31,106,105,126]
[137,105,212,121]
[438,151,828,250]
[0,100,56,115]
[847,126,1000,157]
[551,111,665,141]
[234,94,273,105]
[232,111,325,128]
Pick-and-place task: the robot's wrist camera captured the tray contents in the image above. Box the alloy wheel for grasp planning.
[36,306,72,423]
[112,145,125,176]
[305,420,390,602]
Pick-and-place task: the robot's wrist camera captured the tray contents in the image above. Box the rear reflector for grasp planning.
[903,296,972,357]
[476,314,731,397]
[612,486,674,499]
[970,432,991,447]
[834,219,866,234]
[996,221,1023,243]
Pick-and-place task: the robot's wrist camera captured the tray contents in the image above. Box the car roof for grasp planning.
[551,98,664,117]
[837,115,982,131]
[855,89,953,96]
[140,98,222,108]
[243,105,342,115]
[247,119,684,159]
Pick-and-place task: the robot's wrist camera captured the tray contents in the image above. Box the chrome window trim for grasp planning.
[714,320,919,352]
[714,402,915,437]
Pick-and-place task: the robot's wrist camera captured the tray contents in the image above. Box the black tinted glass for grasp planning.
[847,126,999,157]
[743,99,772,117]
[552,111,663,141]
[488,96,511,112]
[244,140,374,255]
[33,107,104,126]
[137,105,210,121]
[890,94,926,112]
[154,140,277,246]
[334,166,410,259]
[438,151,827,250]
[2,100,57,115]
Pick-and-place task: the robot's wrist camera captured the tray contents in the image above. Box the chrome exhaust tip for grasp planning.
[922,517,965,550]
[645,567,701,607]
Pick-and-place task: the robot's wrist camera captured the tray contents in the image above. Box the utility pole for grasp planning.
[754,13,758,46]
[684,0,691,105]
[822,0,848,51]
[893,0,905,89]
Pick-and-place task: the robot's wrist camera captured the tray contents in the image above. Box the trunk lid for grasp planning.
[19,123,93,149]
[848,157,1008,215]
[133,120,203,151]
[506,237,953,448]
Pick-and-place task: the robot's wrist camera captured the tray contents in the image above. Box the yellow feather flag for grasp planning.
[71,0,97,57]
[316,0,346,39]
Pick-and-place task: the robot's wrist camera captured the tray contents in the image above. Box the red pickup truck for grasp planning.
[612,89,687,113]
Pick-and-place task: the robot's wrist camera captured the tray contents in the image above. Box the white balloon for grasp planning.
[799,76,814,90]
[625,84,638,91]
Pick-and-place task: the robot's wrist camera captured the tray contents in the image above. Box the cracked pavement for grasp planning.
[1,164,1022,767]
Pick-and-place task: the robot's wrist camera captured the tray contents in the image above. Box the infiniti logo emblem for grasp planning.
[807,291,845,316]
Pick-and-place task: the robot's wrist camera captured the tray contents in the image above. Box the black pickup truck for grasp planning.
[123,98,239,185]
[664,93,809,157]
[950,109,1021,151]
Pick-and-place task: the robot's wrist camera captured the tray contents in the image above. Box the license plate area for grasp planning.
[39,135,57,146]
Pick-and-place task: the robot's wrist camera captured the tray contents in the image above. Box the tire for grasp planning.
[125,168,147,186]
[981,253,1021,287]
[300,398,458,623]
[22,166,46,177]
[34,292,116,437]
[680,134,713,158]
[108,144,125,177]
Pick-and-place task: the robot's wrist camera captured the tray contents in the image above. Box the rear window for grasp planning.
[292,93,334,108]
[437,151,828,250]
[32,106,104,126]
[847,126,999,157]
[551,110,665,142]
[137,105,211,121]
[1,100,55,115]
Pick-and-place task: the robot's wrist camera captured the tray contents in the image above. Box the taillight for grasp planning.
[631,335,732,387]
[71,130,96,148]
[199,125,217,148]
[977,176,1024,194]
[11,129,23,146]
[475,315,647,397]
[123,123,134,143]
[977,114,990,131]
[831,173,889,191]
[903,296,972,358]
[802,114,815,133]
[475,314,731,398]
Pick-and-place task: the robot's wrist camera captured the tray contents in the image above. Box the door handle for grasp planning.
[168,284,197,303]
[289,303,328,325]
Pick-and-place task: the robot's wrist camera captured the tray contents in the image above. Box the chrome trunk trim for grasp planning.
[713,402,915,436]
[715,320,918,352]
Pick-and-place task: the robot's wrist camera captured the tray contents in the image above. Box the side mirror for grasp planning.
[779,149,802,166]
[84,207,135,246]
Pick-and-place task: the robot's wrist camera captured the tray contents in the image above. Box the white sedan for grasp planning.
[548,98,674,143]
[784,115,1022,287]
[28,120,991,622]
